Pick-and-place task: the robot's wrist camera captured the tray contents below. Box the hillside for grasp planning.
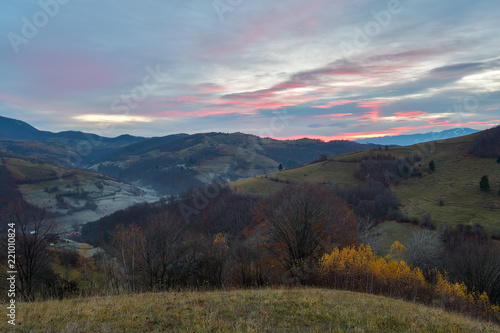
[12,288,498,332]
[91,132,379,195]
[0,116,145,166]
[0,155,157,231]
[232,130,500,246]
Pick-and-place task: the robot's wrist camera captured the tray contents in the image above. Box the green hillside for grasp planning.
[12,288,498,332]
[232,132,500,237]
[93,132,378,195]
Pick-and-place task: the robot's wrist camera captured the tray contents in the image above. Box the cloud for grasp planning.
[74,115,154,123]
[1,0,499,138]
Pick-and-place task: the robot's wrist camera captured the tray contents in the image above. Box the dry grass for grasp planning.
[231,133,500,233]
[10,288,499,332]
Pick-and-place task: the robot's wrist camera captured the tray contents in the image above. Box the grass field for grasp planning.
[231,133,500,233]
[2,157,159,230]
[10,288,499,332]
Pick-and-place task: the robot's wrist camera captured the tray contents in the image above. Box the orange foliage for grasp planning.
[319,243,500,322]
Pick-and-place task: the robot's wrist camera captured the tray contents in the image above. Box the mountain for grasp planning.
[92,132,380,195]
[0,116,382,195]
[0,115,48,140]
[354,128,479,146]
[0,115,146,165]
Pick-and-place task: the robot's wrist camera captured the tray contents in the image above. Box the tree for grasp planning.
[278,163,283,171]
[442,225,500,304]
[139,210,183,290]
[429,160,435,172]
[256,183,358,282]
[480,175,490,192]
[404,229,442,272]
[112,224,143,292]
[3,202,60,300]
[497,156,500,164]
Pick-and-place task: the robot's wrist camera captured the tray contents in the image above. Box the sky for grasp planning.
[1,0,499,140]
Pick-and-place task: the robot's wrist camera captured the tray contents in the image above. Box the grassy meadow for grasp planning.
[232,133,500,234]
[9,288,500,332]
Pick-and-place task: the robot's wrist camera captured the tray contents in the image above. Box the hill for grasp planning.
[0,116,146,165]
[354,128,479,146]
[0,155,157,231]
[232,129,500,247]
[0,116,381,195]
[12,288,498,332]
[91,132,379,195]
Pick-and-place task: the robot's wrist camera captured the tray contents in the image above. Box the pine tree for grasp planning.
[480,175,490,192]
[429,160,435,172]
[278,163,283,171]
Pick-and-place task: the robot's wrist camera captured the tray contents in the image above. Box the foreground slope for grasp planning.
[232,131,500,232]
[13,288,498,332]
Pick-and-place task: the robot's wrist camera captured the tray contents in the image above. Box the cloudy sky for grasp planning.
[1,0,499,140]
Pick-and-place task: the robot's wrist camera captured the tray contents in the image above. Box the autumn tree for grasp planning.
[256,183,358,282]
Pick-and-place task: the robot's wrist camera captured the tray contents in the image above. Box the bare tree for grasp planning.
[357,215,375,244]
[4,201,60,300]
[112,224,143,292]
[404,228,442,271]
[139,210,183,290]
[442,227,500,304]
[256,183,358,282]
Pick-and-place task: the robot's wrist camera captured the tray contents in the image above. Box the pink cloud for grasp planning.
[357,101,391,122]
[393,111,427,119]
[192,83,226,95]
[486,108,498,111]
[313,113,354,118]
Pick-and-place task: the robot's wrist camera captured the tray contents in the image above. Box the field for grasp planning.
[232,133,500,234]
[2,157,159,231]
[11,288,499,332]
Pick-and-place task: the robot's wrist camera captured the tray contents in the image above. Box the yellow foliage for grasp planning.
[319,244,500,321]
[213,233,229,250]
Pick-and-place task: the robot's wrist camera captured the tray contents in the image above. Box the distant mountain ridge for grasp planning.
[354,128,479,146]
[0,115,146,164]
[0,116,382,195]
[0,115,146,144]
